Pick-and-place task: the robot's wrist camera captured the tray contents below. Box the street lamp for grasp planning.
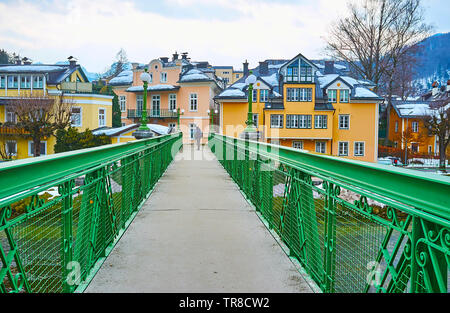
[173,108,184,131]
[133,68,153,139]
[240,70,260,140]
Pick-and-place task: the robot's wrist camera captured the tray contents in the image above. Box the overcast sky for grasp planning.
[0,0,448,73]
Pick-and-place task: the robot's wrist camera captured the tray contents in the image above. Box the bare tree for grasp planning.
[421,99,450,171]
[393,122,427,164]
[325,0,432,145]
[7,94,73,157]
[115,48,128,76]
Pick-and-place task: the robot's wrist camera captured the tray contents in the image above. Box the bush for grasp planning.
[55,127,111,153]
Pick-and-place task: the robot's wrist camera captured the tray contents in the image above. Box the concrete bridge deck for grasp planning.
[85,145,313,293]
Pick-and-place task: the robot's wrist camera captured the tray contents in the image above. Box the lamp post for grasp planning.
[240,71,260,140]
[133,68,153,139]
[173,108,184,131]
[207,108,218,133]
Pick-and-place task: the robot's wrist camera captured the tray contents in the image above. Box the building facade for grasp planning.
[387,81,450,156]
[215,54,382,163]
[213,66,244,86]
[109,52,223,144]
[0,57,113,160]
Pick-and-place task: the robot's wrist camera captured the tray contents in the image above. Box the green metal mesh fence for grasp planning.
[209,133,449,293]
[0,133,182,293]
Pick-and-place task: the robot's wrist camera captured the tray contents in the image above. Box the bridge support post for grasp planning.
[61,180,75,293]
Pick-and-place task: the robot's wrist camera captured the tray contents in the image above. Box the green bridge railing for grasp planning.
[209,133,450,293]
[0,132,182,293]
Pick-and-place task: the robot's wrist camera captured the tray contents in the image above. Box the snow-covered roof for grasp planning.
[92,124,138,136]
[217,89,246,98]
[179,69,211,82]
[0,65,64,73]
[109,70,133,86]
[126,84,178,92]
[318,74,382,100]
[92,123,170,136]
[260,73,278,87]
[392,101,432,117]
[354,87,379,99]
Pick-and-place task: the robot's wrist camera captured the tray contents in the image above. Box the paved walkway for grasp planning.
[85,145,313,293]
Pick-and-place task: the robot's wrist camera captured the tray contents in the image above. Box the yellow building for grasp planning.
[213,65,244,86]
[0,57,113,160]
[215,54,383,163]
[109,52,223,144]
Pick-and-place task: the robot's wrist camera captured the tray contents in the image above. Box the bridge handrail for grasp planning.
[209,133,450,293]
[0,132,182,293]
[211,133,450,223]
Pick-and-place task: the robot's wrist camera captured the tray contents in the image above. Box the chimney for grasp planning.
[15,55,22,65]
[181,52,188,60]
[160,57,169,63]
[324,61,334,75]
[22,57,32,65]
[68,56,77,68]
[243,60,249,76]
[172,51,179,61]
[432,81,439,96]
[259,61,268,75]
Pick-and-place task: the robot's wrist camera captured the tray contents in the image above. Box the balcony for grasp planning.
[0,125,29,136]
[127,109,178,119]
[60,82,93,93]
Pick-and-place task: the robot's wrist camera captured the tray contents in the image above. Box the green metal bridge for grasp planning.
[0,132,449,293]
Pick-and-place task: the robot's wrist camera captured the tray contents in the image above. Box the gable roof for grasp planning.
[0,63,89,84]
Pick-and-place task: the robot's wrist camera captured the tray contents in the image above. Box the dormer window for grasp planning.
[160,72,167,83]
[300,59,313,82]
[340,89,349,103]
[328,89,337,103]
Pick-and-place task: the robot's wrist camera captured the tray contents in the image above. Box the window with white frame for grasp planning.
[314,115,327,129]
[292,141,303,149]
[412,121,419,132]
[328,89,337,103]
[286,88,312,101]
[149,73,153,83]
[5,107,16,123]
[169,94,177,111]
[7,76,18,88]
[0,76,5,88]
[5,140,17,156]
[71,107,82,127]
[395,121,399,132]
[252,89,257,102]
[119,96,126,112]
[286,114,312,129]
[33,76,43,89]
[121,123,126,127]
[189,93,198,111]
[137,95,143,111]
[29,141,47,156]
[20,76,31,89]
[354,142,365,156]
[98,108,106,127]
[169,123,176,129]
[338,142,349,156]
[160,72,167,83]
[340,89,349,103]
[339,114,350,129]
[260,89,269,102]
[152,95,160,116]
[315,141,326,154]
[252,114,259,127]
[189,123,196,140]
[270,114,283,128]
[428,145,432,154]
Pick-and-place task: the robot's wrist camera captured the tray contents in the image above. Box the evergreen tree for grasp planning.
[55,127,111,153]
[0,49,12,64]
